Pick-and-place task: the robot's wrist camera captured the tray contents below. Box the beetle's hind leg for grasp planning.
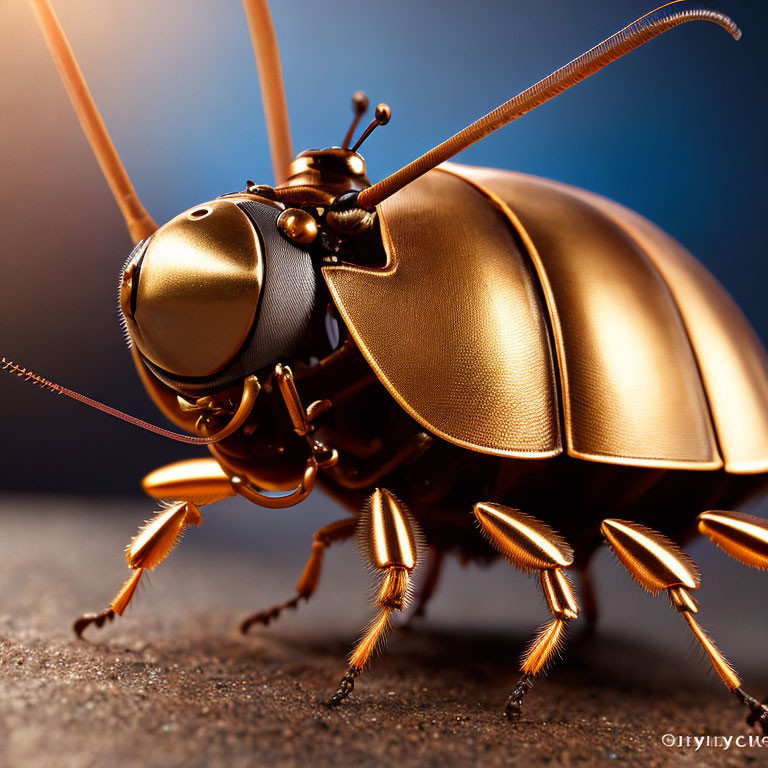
[74,458,235,638]
[472,503,578,720]
[697,510,768,730]
[240,516,357,633]
[328,488,421,707]
[602,517,768,734]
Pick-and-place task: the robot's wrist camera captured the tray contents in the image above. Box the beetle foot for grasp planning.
[240,594,303,634]
[505,673,534,721]
[735,688,768,734]
[73,608,115,639]
[328,666,360,707]
[746,701,768,734]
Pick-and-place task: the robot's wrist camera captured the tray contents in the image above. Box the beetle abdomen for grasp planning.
[323,164,768,475]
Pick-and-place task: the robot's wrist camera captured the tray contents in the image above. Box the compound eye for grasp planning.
[122,200,264,378]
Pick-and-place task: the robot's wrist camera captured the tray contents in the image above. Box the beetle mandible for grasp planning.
[3,0,768,729]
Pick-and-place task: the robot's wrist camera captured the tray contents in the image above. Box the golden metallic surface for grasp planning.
[698,510,768,571]
[241,0,293,184]
[520,618,565,676]
[195,376,261,442]
[130,352,261,444]
[682,612,741,690]
[360,489,418,571]
[271,364,338,472]
[669,585,699,614]
[127,502,202,570]
[277,208,318,245]
[225,457,319,509]
[568,189,768,474]
[444,164,721,470]
[110,569,144,616]
[283,148,370,195]
[29,0,156,243]
[601,519,700,594]
[141,458,235,505]
[351,103,392,153]
[130,348,200,431]
[540,569,578,620]
[275,364,311,435]
[323,170,561,458]
[474,503,574,571]
[127,200,263,378]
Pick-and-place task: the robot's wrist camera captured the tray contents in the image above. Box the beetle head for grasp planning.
[120,197,317,395]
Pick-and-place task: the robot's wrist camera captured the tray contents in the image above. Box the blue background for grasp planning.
[0,0,766,493]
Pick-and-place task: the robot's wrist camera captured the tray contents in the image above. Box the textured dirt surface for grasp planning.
[1,495,767,767]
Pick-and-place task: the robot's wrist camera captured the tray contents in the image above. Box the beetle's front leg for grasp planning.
[74,458,236,637]
[328,488,421,706]
[73,501,204,637]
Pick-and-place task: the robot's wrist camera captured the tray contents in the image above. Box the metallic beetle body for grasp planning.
[9,0,768,730]
[127,150,768,567]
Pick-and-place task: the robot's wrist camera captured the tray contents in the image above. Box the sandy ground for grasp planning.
[0,494,766,768]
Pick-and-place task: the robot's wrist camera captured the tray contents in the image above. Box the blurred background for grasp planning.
[0,3,767,729]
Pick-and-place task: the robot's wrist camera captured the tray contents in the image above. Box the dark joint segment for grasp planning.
[240,595,303,634]
[505,673,534,721]
[328,666,361,707]
[734,688,768,734]
[73,609,115,639]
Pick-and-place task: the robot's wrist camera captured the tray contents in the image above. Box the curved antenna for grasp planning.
[342,91,370,150]
[242,0,294,184]
[357,2,741,210]
[0,356,260,446]
[351,104,392,152]
[28,0,157,244]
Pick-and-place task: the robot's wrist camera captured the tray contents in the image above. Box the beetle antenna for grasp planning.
[357,1,741,209]
[28,0,156,244]
[242,0,294,184]
[351,103,392,153]
[342,91,370,149]
[0,356,228,445]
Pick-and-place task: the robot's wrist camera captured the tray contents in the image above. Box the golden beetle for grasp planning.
[3,0,768,729]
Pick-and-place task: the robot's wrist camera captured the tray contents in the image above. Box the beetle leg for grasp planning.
[472,503,578,720]
[698,510,768,571]
[602,518,768,734]
[328,489,421,707]
[240,516,357,633]
[697,510,768,729]
[74,500,204,638]
[74,459,236,638]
